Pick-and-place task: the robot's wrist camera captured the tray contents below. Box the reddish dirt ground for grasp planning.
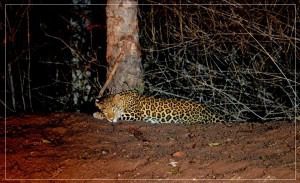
[1,113,299,181]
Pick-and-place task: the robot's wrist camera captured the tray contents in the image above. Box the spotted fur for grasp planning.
[94,91,223,124]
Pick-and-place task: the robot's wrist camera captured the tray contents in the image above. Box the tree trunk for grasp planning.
[105,0,144,94]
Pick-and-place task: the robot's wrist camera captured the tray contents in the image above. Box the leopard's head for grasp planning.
[95,94,124,123]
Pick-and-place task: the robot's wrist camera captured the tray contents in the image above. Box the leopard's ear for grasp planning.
[95,96,101,103]
[95,95,106,103]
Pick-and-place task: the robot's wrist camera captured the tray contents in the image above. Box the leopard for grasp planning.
[93,91,224,124]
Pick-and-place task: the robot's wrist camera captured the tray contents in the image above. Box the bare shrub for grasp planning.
[138,1,299,121]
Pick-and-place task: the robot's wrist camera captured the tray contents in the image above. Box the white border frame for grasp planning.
[4,2,297,181]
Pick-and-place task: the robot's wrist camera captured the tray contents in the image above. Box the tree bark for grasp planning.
[105,0,144,94]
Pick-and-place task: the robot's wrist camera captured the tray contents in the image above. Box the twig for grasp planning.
[0,99,15,113]
[27,7,32,111]
[7,63,16,111]
[43,31,87,63]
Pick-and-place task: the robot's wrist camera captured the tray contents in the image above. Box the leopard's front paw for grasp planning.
[93,112,106,120]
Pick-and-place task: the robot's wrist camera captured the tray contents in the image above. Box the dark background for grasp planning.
[1,0,299,121]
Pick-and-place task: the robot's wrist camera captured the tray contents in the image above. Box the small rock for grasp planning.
[169,159,178,167]
[42,139,51,144]
[101,150,108,155]
[208,142,221,147]
[172,151,186,158]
